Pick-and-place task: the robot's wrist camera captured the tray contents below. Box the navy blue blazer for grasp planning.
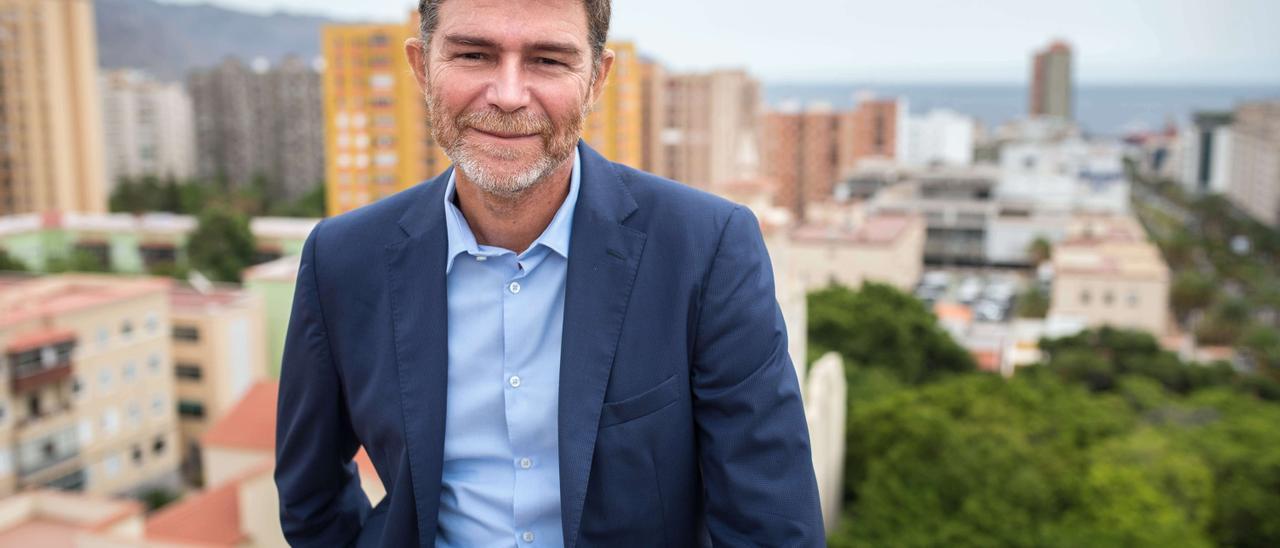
[274,143,824,547]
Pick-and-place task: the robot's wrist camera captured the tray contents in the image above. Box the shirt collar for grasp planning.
[443,147,582,274]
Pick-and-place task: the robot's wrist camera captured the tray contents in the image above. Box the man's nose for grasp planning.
[485,57,531,113]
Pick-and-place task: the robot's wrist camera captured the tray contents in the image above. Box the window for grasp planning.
[148,353,162,374]
[120,320,134,341]
[104,454,121,477]
[122,362,137,383]
[151,395,166,416]
[131,444,143,466]
[1128,292,1140,307]
[175,363,203,381]
[1103,291,1115,306]
[172,326,200,343]
[145,313,160,334]
[103,407,120,435]
[78,418,93,446]
[127,402,141,428]
[177,401,205,419]
[152,435,166,456]
[71,375,86,400]
[96,327,109,349]
[98,369,113,394]
[1080,290,1091,305]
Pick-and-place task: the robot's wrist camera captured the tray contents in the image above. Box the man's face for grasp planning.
[406,0,613,196]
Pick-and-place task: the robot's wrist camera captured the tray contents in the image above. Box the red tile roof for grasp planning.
[202,381,278,451]
[6,328,77,353]
[144,461,271,547]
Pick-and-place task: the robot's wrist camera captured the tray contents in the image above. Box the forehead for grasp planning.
[434,0,589,48]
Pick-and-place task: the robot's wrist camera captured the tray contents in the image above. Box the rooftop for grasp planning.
[791,213,918,246]
[0,274,171,329]
[243,254,300,283]
[0,490,144,548]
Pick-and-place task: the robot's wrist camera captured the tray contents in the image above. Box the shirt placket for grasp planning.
[503,249,541,545]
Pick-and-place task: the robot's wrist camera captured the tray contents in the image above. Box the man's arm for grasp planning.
[274,220,371,546]
[692,206,825,546]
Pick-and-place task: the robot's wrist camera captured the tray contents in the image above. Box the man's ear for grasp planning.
[405,37,430,96]
[588,48,616,106]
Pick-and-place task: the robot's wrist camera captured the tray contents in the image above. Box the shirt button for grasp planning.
[522,531,535,543]
[509,281,521,294]
[509,375,522,388]
[519,457,532,469]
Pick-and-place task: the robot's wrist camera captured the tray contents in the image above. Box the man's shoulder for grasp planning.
[609,162,743,230]
[309,179,439,255]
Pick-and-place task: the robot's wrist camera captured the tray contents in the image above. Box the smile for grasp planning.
[470,128,539,140]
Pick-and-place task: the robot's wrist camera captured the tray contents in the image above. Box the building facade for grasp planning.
[1179,111,1234,195]
[100,69,197,187]
[659,70,761,189]
[188,56,324,203]
[0,275,181,497]
[168,285,267,484]
[581,41,644,170]
[1029,40,1073,121]
[0,0,108,216]
[1227,100,1280,227]
[1048,215,1171,336]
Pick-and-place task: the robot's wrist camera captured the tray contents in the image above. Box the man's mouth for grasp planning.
[470,127,539,140]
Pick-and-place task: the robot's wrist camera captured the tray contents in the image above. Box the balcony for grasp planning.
[6,329,76,394]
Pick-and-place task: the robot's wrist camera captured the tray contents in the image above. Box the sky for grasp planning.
[161,0,1280,84]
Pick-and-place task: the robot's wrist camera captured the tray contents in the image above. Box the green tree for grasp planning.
[1170,270,1217,322]
[807,282,975,385]
[1027,236,1052,265]
[1015,286,1050,318]
[186,206,256,283]
[0,248,28,272]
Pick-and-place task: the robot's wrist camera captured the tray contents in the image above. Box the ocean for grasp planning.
[763,83,1280,137]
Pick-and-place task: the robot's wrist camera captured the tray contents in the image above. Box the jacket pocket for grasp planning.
[599,373,681,428]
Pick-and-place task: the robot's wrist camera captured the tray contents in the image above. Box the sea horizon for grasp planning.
[763,82,1280,137]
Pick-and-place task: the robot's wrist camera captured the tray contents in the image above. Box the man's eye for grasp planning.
[536,58,564,66]
[457,52,486,61]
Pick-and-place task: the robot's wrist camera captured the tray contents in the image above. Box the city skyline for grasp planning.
[154,0,1280,84]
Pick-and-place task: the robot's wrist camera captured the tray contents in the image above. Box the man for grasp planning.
[274,0,823,546]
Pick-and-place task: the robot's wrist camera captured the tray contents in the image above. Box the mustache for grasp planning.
[455,109,552,137]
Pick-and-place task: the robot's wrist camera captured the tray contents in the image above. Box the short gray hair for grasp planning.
[417,0,611,69]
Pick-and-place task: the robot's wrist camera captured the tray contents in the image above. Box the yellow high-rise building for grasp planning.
[0,0,108,215]
[321,16,450,217]
[582,41,643,169]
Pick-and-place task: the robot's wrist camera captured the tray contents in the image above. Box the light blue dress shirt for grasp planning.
[436,151,580,547]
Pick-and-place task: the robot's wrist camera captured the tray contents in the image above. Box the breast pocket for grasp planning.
[599,374,682,428]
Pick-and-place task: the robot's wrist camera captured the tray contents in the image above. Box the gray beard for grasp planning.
[449,140,563,198]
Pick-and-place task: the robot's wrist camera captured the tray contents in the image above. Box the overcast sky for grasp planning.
[162,0,1280,84]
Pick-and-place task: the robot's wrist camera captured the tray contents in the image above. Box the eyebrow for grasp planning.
[442,33,583,58]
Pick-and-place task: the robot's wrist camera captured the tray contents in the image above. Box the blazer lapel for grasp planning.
[558,144,647,548]
[385,169,452,548]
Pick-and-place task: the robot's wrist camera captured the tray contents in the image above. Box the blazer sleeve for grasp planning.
[274,219,371,546]
[692,206,825,546]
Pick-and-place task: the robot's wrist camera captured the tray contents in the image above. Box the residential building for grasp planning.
[188,56,324,202]
[0,211,315,276]
[1029,40,1073,120]
[849,95,908,165]
[582,41,643,169]
[1227,100,1280,227]
[786,211,926,291]
[100,69,196,187]
[0,0,109,215]
[0,274,180,497]
[243,255,301,378]
[169,285,267,483]
[1048,214,1171,336]
[761,103,853,221]
[0,489,146,545]
[660,69,760,189]
[638,57,667,175]
[906,109,975,167]
[322,15,452,217]
[1179,111,1234,195]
